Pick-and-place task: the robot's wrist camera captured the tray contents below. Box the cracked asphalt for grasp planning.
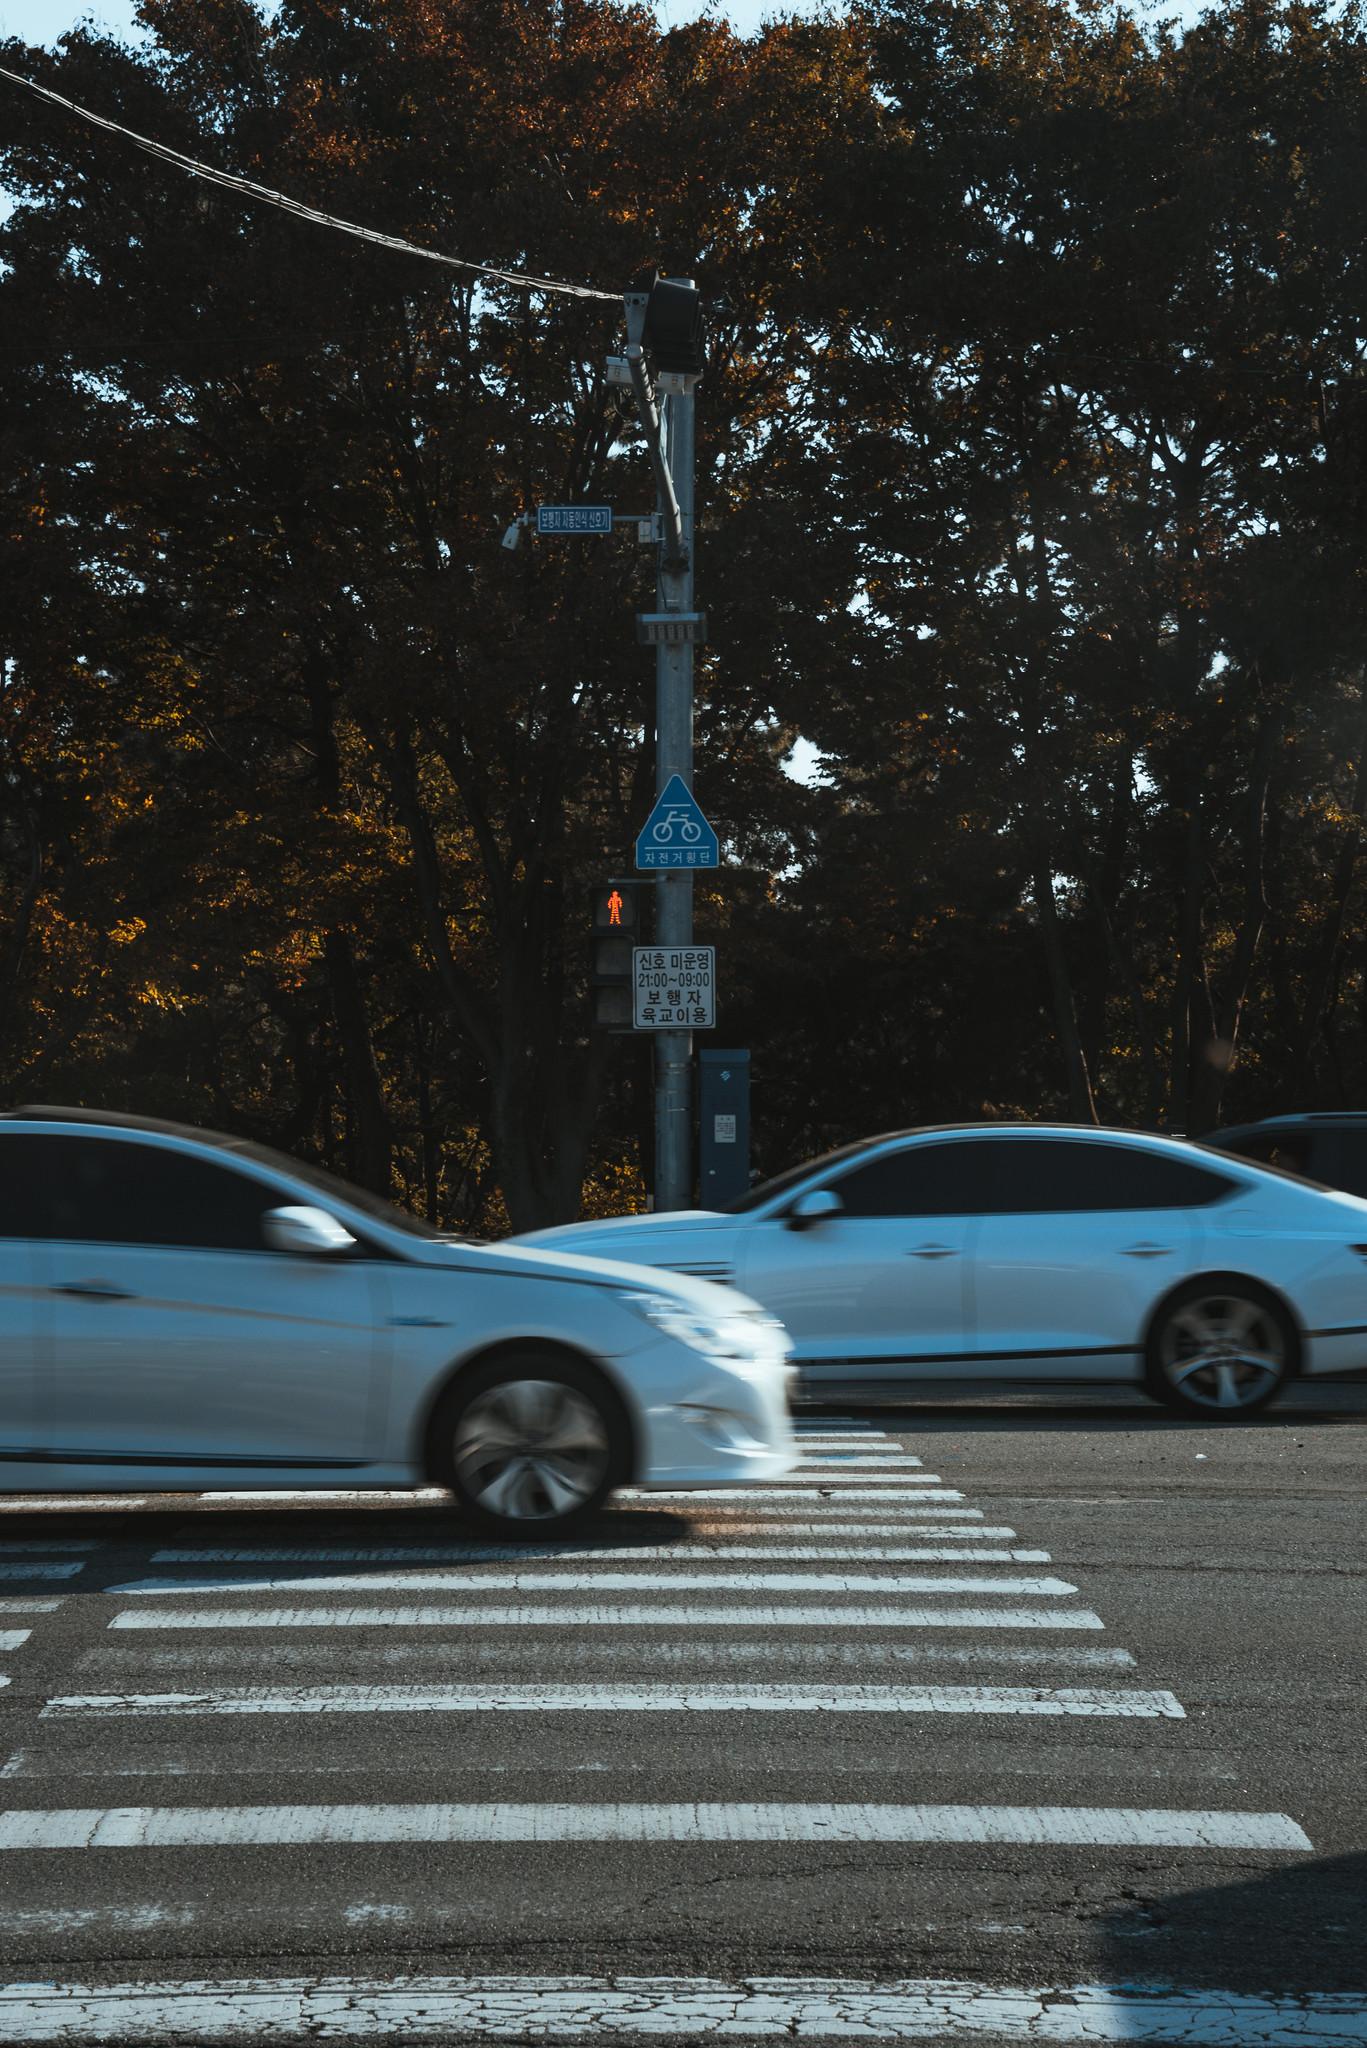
[0,1380,1362,2043]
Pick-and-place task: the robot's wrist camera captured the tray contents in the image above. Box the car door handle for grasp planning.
[907,1244,958,1259]
[52,1280,136,1301]
[1122,1243,1173,1259]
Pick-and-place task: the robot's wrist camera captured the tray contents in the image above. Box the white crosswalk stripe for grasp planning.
[106,1602,1111,1631]
[42,1682,1187,1719]
[0,1800,1312,1850]
[108,1569,1079,1596]
[0,1974,1360,2045]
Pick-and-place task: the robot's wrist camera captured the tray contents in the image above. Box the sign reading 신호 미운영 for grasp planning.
[632,947,715,1030]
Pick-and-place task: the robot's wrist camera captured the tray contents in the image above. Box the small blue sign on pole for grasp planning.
[636,774,719,870]
[537,505,613,536]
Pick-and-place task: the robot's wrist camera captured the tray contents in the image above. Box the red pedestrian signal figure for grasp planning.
[607,889,624,928]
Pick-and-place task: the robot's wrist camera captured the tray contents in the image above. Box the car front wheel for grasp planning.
[1145,1282,1294,1417]
[432,1354,626,1536]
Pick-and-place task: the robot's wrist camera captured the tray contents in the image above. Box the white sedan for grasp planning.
[519,1123,1367,1416]
[0,1107,794,1531]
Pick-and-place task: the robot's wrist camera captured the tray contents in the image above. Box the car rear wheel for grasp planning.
[431,1354,626,1536]
[1145,1282,1294,1417]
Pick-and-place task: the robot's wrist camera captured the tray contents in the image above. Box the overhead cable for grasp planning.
[0,63,619,303]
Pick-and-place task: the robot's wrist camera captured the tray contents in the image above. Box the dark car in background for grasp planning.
[1205,1115,1367,1200]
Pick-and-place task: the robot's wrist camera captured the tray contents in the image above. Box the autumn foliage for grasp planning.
[4,0,1367,1229]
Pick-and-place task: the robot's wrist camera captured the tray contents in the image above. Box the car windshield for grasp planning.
[228,1140,450,1239]
[722,1138,879,1214]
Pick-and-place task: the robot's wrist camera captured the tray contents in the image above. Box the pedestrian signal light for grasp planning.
[590,880,647,1030]
[591,883,641,935]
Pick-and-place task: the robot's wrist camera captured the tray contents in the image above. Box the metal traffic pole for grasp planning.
[651,385,696,1212]
[622,276,706,1213]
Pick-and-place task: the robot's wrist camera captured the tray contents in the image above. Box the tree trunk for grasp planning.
[1167,785,1204,1131]
[322,929,392,1195]
[1032,859,1098,1123]
[1286,692,1367,1097]
[1188,719,1275,1134]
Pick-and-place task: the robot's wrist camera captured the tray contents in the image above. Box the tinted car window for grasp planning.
[832,1143,1001,1218]
[981,1138,1234,1213]
[724,1139,881,1215]
[1308,1129,1367,1199]
[0,1134,51,1239]
[830,1137,1234,1218]
[1218,1128,1314,1180]
[46,1137,278,1251]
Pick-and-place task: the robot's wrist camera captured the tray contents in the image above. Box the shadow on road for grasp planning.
[1094,1850,1367,1994]
[801,1381,1367,1433]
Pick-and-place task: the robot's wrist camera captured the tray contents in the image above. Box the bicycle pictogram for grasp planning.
[650,808,703,846]
[636,775,718,870]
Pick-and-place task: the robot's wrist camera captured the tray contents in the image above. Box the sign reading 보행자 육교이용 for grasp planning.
[632,947,716,1030]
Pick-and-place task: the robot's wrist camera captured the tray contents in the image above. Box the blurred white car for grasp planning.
[519,1123,1367,1416]
[0,1107,794,1532]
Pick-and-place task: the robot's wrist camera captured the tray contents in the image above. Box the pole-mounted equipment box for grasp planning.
[698,1048,750,1208]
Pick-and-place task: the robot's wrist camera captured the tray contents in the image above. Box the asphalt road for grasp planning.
[0,1380,1363,2044]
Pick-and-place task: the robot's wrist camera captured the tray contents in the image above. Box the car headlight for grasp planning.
[619,1290,785,1367]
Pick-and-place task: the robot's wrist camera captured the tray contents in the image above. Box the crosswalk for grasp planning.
[0,1419,1345,2044]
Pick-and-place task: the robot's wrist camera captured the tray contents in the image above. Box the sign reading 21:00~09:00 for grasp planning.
[632,947,716,1030]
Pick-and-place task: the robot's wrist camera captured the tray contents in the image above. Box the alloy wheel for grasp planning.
[451,1377,611,1523]
[1158,1293,1287,1412]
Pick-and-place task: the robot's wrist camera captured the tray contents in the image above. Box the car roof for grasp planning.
[830,1122,1194,1147]
[0,1105,242,1149]
[1212,1114,1367,1141]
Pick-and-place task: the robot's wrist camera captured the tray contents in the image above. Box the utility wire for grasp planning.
[0,63,620,303]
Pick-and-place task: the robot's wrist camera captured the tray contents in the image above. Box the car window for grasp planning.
[0,1134,51,1239]
[228,1139,443,1239]
[828,1137,1234,1218]
[979,1138,1234,1213]
[830,1142,1001,1218]
[723,1139,881,1215]
[1219,1128,1315,1180]
[1308,1130,1367,1199]
[45,1136,280,1251]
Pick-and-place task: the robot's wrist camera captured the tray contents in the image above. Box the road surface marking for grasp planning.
[702,1524,1014,1539]
[0,1633,30,1653]
[91,1639,1139,1672]
[108,1603,1105,1631]
[796,1457,927,1468]
[0,1498,146,1511]
[149,1542,1029,1564]
[695,1509,987,1523]
[0,1974,1357,2043]
[623,1488,966,1501]
[0,1801,1309,1851]
[712,1473,950,1487]
[0,1600,63,1614]
[109,1570,1079,1597]
[199,1490,448,1502]
[0,1563,83,1580]
[0,1540,99,1553]
[41,1682,1185,1719]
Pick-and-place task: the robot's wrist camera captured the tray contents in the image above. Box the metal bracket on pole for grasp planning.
[624,291,687,571]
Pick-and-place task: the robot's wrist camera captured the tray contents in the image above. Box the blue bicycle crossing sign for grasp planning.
[635,775,719,870]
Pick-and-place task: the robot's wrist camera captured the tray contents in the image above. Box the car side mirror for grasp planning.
[785,1187,844,1230]
[263,1205,357,1256]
